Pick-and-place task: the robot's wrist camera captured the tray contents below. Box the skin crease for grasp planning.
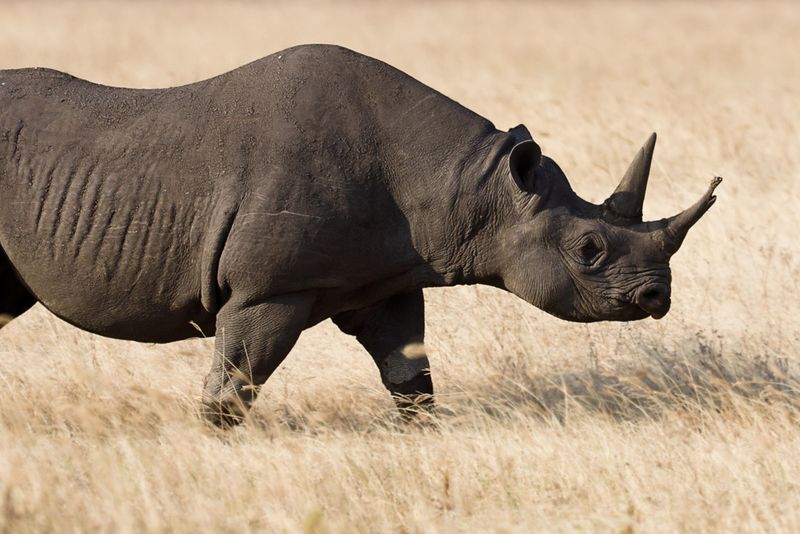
[0,45,719,426]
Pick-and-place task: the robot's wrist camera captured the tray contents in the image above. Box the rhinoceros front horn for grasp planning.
[603,132,657,224]
[660,176,723,252]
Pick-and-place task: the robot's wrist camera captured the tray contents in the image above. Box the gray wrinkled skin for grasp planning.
[0,45,720,425]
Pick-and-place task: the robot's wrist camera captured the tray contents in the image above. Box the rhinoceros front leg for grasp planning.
[202,292,314,427]
[334,290,434,417]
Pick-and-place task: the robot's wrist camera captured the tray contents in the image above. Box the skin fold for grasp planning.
[0,45,720,426]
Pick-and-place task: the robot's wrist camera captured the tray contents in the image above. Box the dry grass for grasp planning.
[1,0,799,532]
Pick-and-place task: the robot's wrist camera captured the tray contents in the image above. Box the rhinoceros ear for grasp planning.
[509,139,542,192]
[508,124,533,143]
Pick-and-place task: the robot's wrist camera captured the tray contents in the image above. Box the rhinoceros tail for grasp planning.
[0,245,37,325]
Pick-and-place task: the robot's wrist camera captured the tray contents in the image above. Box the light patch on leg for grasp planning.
[401,342,426,359]
[383,342,429,385]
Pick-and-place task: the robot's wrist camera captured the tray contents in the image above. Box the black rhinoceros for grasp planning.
[0,45,720,425]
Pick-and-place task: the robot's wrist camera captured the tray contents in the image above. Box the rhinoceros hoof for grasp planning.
[201,397,249,428]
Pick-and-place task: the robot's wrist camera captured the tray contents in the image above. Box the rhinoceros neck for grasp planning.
[386,123,514,289]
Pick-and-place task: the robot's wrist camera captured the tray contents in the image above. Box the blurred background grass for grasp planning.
[0,1,798,531]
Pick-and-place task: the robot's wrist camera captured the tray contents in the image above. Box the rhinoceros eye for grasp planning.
[577,236,603,265]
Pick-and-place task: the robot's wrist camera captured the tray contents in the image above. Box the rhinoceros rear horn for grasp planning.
[509,140,542,192]
[603,132,657,224]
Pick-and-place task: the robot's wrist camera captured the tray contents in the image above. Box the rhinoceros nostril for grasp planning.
[635,284,670,319]
[642,288,663,303]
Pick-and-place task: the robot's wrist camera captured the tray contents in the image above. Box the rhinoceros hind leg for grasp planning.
[334,290,434,418]
[0,248,36,329]
[201,291,314,427]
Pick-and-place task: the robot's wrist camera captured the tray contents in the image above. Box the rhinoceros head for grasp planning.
[498,132,721,322]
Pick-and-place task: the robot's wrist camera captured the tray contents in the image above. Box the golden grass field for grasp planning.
[1,0,799,531]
